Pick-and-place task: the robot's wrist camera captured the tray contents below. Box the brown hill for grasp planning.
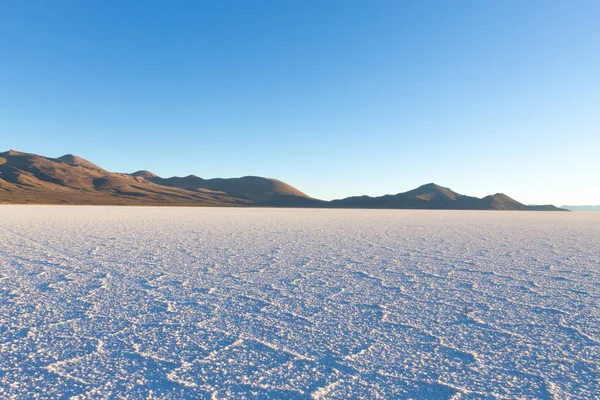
[152,175,312,205]
[57,154,105,171]
[131,170,158,179]
[0,150,317,206]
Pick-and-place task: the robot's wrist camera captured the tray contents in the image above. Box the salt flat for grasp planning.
[0,206,598,399]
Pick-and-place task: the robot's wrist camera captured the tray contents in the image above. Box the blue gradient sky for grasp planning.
[1,1,598,205]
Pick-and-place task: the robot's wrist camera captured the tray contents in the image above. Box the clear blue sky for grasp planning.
[1,1,598,205]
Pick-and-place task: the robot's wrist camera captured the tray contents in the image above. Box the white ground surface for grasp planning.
[0,207,599,399]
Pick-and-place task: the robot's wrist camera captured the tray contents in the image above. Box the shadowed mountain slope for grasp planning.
[152,175,313,205]
[330,183,566,211]
[480,193,528,210]
[0,150,566,210]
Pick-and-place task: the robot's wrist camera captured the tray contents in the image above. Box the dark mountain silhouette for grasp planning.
[0,150,566,210]
[330,183,566,211]
[480,193,528,210]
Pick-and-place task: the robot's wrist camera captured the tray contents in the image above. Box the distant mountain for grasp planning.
[330,183,479,209]
[480,193,528,210]
[330,183,566,211]
[561,205,600,211]
[0,150,566,210]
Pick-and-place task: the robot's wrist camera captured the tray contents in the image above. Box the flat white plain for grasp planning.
[0,206,598,399]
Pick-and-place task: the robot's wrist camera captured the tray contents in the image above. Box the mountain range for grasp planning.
[560,205,600,212]
[0,150,565,211]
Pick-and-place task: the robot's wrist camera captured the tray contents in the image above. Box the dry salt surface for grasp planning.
[0,206,599,399]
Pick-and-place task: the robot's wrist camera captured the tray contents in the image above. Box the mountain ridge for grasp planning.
[331,183,564,211]
[0,150,566,210]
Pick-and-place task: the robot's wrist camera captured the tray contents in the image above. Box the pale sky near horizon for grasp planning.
[1,1,598,205]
